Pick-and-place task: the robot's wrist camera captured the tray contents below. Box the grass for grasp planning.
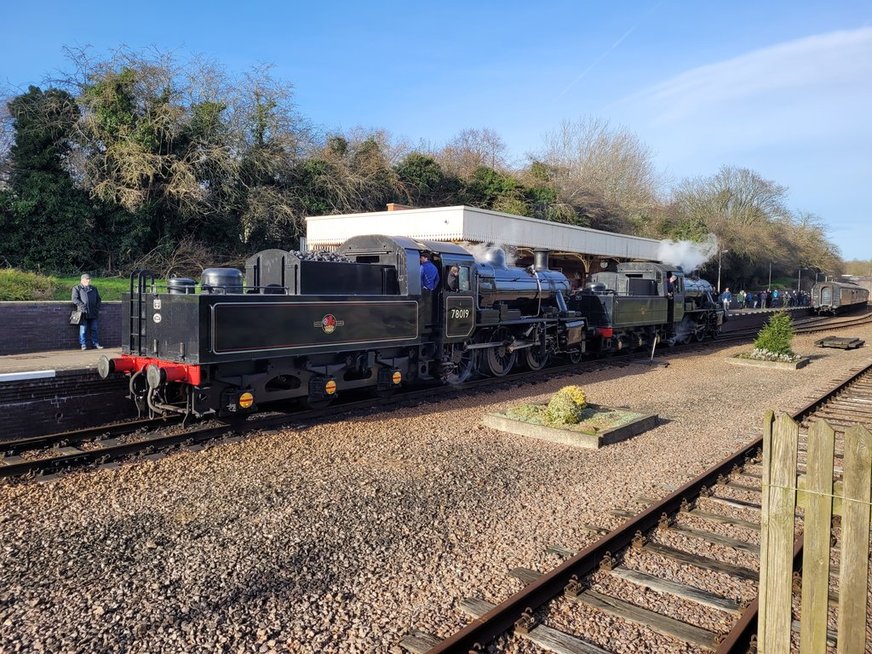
[0,270,162,301]
[50,276,140,301]
[0,269,58,300]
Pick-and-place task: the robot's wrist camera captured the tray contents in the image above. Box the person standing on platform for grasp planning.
[72,274,103,350]
[720,287,733,314]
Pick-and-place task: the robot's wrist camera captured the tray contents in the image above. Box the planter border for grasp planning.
[726,356,810,370]
[482,410,658,449]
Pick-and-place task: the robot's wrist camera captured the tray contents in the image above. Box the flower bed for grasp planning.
[726,354,809,370]
[483,387,657,449]
[728,311,809,369]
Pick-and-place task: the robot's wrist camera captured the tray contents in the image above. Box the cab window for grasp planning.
[459,266,470,291]
[445,265,471,292]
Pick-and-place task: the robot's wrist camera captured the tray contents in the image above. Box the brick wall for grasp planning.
[0,370,136,440]
[0,302,122,355]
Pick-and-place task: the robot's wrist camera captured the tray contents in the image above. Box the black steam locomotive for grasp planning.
[98,235,722,419]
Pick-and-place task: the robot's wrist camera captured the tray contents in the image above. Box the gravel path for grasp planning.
[2,326,871,653]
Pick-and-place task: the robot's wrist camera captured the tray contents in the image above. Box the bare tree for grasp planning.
[536,117,660,231]
[675,166,791,230]
[437,127,508,179]
[670,167,844,283]
[788,211,842,273]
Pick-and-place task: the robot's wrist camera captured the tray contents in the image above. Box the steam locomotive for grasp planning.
[98,234,723,419]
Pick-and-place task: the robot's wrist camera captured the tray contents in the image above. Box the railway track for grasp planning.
[718,309,872,343]
[0,355,640,481]
[3,310,869,482]
[396,360,872,654]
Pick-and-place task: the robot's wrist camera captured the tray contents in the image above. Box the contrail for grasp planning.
[558,1,663,98]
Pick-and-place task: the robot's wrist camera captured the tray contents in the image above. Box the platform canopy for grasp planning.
[305,205,662,261]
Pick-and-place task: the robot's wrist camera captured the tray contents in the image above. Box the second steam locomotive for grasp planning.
[98,235,723,419]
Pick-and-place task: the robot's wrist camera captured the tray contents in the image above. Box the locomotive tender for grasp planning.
[811,280,870,314]
[98,235,723,419]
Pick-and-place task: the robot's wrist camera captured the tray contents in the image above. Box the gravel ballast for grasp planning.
[2,326,871,653]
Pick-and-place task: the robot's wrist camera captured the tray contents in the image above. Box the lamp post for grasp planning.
[768,262,772,290]
[717,249,729,293]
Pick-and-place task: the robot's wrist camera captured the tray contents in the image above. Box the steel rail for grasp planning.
[425,359,872,653]
[1,417,178,455]
[0,358,621,480]
[4,309,867,481]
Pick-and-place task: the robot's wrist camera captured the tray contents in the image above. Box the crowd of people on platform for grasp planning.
[719,288,811,311]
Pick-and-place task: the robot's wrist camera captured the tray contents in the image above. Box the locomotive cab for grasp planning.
[439,257,476,342]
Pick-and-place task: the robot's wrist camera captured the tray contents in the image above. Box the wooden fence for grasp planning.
[758,412,872,653]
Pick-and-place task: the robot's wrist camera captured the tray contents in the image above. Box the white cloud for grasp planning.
[610,27,872,262]
[629,27,872,124]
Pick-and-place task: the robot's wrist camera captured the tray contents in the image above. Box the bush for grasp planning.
[544,385,588,425]
[753,311,795,357]
[0,269,59,300]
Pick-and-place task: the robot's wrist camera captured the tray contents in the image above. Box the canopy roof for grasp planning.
[306,206,661,261]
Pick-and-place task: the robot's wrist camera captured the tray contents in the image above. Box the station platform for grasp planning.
[0,347,122,380]
[0,347,134,441]
[726,306,811,318]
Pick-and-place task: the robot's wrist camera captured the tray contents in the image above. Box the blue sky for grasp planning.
[2,0,870,259]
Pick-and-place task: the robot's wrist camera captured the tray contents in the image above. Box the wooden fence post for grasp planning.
[761,412,798,654]
[799,419,835,654]
[836,424,872,654]
[758,410,775,654]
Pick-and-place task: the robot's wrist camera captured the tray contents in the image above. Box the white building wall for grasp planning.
[306,206,662,261]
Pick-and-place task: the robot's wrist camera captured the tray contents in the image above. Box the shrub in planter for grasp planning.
[752,311,796,360]
[544,385,588,425]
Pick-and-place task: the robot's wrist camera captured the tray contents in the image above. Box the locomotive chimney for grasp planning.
[533,249,550,272]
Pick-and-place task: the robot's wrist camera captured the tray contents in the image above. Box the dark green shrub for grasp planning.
[753,311,795,356]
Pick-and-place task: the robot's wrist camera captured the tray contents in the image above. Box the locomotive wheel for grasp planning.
[443,346,476,385]
[483,329,516,377]
[523,346,549,371]
[568,349,582,364]
[693,323,706,342]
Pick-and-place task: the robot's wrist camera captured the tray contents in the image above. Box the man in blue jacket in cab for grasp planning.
[420,252,439,291]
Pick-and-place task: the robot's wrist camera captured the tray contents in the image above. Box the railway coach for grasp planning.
[811,280,869,314]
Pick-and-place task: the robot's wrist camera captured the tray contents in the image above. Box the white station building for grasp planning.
[305,205,662,276]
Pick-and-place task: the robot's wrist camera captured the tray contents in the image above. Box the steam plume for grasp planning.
[460,242,517,267]
[657,234,718,272]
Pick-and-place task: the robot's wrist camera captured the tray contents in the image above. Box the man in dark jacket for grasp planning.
[72,274,103,350]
